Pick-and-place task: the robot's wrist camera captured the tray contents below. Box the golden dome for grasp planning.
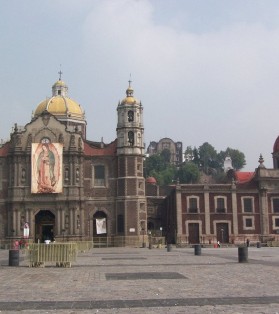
[34,79,85,120]
[34,96,84,118]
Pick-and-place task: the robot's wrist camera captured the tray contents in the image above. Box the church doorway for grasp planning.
[35,210,55,243]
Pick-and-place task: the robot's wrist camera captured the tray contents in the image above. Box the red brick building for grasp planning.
[158,154,279,245]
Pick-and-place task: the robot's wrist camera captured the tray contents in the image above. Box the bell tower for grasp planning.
[116,81,147,244]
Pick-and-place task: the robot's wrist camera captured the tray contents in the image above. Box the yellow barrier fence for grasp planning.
[76,241,94,252]
[28,243,77,267]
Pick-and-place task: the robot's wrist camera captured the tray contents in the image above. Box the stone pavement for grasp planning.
[0,245,279,313]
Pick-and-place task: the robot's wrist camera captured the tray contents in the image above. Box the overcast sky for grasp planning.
[1,0,279,171]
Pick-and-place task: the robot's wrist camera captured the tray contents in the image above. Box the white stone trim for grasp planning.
[214,196,227,213]
[272,216,279,230]
[241,196,254,213]
[186,195,200,213]
[243,216,255,230]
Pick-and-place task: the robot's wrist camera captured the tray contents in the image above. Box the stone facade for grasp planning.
[146,138,183,166]
[0,79,146,246]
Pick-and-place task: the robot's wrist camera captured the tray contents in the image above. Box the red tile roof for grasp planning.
[83,140,117,156]
[235,171,255,183]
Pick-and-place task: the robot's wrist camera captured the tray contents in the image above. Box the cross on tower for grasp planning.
[58,69,63,81]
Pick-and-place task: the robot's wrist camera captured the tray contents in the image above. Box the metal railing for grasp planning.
[28,243,77,267]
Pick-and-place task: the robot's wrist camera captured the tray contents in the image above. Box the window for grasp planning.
[128,110,134,122]
[242,197,253,213]
[128,131,134,146]
[272,216,279,230]
[216,197,226,213]
[117,215,124,233]
[94,165,105,187]
[273,199,279,213]
[245,218,252,227]
[188,197,198,213]
[243,216,255,230]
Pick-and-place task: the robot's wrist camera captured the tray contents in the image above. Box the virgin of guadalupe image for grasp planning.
[37,144,56,193]
[31,142,62,194]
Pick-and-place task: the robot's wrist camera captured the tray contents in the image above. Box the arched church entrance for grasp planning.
[35,210,55,243]
[93,211,107,238]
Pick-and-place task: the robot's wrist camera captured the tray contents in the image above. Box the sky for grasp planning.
[1,0,279,171]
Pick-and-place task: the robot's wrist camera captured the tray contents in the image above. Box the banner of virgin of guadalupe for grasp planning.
[96,218,107,234]
[31,143,63,193]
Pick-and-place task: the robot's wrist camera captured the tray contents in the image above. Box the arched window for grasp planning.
[128,131,134,146]
[128,110,134,122]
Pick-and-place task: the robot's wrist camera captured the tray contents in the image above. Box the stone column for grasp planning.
[176,185,182,241]
[25,208,29,227]
[231,184,238,235]
[56,207,61,236]
[73,208,77,235]
[260,188,269,237]
[69,208,73,235]
[16,210,21,237]
[204,185,210,235]
[80,208,84,235]
[12,210,16,237]
[61,208,65,231]
[29,209,33,237]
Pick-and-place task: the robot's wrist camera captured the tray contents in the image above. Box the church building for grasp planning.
[0,77,147,246]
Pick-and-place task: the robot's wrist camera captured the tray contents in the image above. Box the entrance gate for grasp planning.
[35,210,55,243]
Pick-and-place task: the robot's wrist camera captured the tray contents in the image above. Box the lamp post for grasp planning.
[221,228,224,243]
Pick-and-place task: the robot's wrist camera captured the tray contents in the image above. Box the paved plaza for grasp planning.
[0,245,279,313]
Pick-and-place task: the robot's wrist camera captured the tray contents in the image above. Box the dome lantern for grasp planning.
[52,79,68,97]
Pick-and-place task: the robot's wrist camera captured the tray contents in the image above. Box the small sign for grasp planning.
[129,228,135,232]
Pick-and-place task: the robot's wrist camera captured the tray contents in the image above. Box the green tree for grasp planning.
[151,165,176,185]
[177,163,200,184]
[144,154,165,177]
[218,148,246,170]
[198,142,219,174]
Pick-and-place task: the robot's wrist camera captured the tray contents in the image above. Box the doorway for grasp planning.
[93,211,107,237]
[188,223,200,244]
[216,223,229,243]
[35,210,55,243]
